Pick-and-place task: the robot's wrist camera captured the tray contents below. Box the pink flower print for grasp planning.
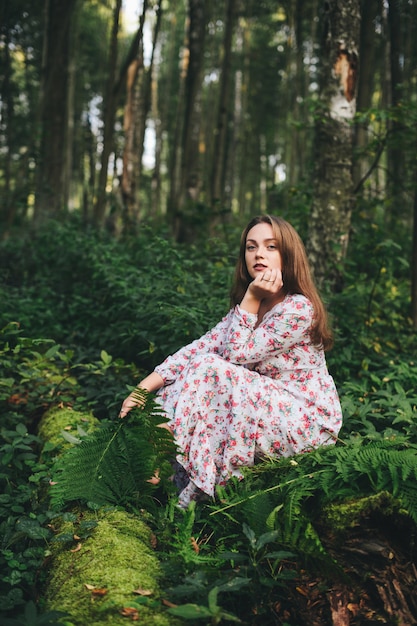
[203,390,215,406]
[230,455,246,466]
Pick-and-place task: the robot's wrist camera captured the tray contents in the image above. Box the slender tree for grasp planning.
[167,0,208,241]
[1,21,14,233]
[120,0,149,230]
[93,0,122,227]
[353,0,381,191]
[209,0,237,213]
[386,0,405,208]
[134,3,163,198]
[412,176,417,328]
[151,5,185,218]
[34,0,78,222]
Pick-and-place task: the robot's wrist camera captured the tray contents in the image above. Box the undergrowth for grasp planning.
[0,216,416,624]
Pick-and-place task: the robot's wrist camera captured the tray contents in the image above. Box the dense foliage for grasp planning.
[0,215,416,624]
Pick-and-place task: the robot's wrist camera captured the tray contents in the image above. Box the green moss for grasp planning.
[44,508,175,626]
[323,491,402,532]
[39,407,180,624]
[38,407,99,449]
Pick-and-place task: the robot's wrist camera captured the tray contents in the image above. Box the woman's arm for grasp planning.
[119,311,233,417]
[223,295,314,365]
[153,309,233,384]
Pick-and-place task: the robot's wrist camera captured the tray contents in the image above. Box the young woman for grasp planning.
[119,215,342,507]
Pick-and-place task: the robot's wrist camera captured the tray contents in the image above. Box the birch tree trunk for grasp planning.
[307,0,361,291]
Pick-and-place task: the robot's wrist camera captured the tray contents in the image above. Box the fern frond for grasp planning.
[209,439,417,573]
[49,392,176,511]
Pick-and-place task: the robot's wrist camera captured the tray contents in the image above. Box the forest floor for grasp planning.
[272,513,417,626]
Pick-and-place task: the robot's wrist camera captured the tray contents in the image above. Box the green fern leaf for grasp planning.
[49,391,176,510]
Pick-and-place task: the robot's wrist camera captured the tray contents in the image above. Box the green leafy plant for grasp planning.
[0,421,55,613]
[1,214,417,623]
[209,438,417,570]
[167,583,245,624]
[0,219,232,370]
[0,601,69,626]
[49,389,177,511]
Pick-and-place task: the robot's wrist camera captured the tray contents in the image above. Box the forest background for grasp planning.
[1,0,417,624]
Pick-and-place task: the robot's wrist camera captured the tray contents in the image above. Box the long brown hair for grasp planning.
[230,215,333,350]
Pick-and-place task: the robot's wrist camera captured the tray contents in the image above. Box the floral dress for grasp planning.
[154,294,342,506]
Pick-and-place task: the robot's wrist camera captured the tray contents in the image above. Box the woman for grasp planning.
[119,215,342,507]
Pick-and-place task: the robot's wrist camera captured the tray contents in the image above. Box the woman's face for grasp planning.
[244,222,282,280]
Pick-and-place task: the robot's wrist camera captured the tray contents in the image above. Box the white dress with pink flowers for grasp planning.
[154,293,342,505]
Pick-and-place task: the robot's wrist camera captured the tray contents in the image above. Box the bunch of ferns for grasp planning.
[49,389,177,511]
[209,438,417,571]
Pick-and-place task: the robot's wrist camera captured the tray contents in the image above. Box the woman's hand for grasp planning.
[240,268,284,314]
[118,371,164,418]
[248,268,283,300]
[118,391,145,418]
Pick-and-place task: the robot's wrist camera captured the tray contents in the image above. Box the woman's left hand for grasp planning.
[249,268,283,299]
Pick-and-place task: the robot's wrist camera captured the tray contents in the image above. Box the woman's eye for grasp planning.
[268,245,277,250]
[246,245,255,251]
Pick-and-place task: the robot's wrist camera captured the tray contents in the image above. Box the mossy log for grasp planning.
[39,407,178,626]
[43,508,172,626]
[38,406,99,449]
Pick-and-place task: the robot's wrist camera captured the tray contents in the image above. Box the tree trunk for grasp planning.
[34,0,78,223]
[225,17,245,216]
[1,26,14,236]
[386,0,404,209]
[167,17,188,231]
[412,168,417,329]
[93,0,122,228]
[307,0,361,292]
[353,0,380,192]
[133,2,163,219]
[64,2,79,211]
[121,54,144,229]
[168,0,207,242]
[180,0,207,208]
[82,115,96,225]
[209,0,237,213]
[120,0,149,231]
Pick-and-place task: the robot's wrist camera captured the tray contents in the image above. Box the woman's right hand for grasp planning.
[118,392,143,418]
[118,372,164,418]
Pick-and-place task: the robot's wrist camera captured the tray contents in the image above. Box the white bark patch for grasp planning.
[330,93,356,121]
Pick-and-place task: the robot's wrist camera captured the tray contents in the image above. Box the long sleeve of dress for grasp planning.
[154,310,234,384]
[223,295,314,365]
